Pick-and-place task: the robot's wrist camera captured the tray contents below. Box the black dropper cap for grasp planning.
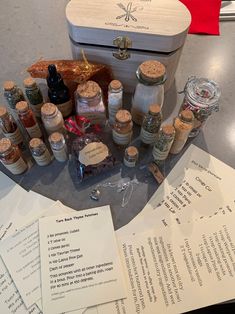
[47,64,63,89]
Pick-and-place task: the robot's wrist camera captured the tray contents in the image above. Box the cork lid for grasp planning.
[24,77,36,88]
[41,103,56,116]
[29,138,43,149]
[16,101,29,112]
[76,81,100,98]
[180,110,194,122]
[115,110,132,123]
[0,138,12,153]
[109,80,122,90]
[49,132,63,144]
[3,81,15,91]
[0,106,8,119]
[149,104,161,115]
[126,146,138,157]
[162,124,175,135]
[139,60,166,83]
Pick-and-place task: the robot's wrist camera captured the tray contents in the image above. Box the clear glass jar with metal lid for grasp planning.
[29,138,51,166]
[24,77,44,117]
[3,81,25,120]
[179,76,221,137]
[131,60,166,125]
[49,132,68,162]
[108,80,123,126]
[41,103,65,135]
[140,104,162,145]
[112,110,133,146]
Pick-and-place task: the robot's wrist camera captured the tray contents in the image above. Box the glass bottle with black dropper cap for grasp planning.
[47,64,73,118]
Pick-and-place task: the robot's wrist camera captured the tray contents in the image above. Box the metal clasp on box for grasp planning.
[113,36,132,60]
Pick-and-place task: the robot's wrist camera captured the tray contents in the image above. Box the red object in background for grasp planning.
[179,0,222,35]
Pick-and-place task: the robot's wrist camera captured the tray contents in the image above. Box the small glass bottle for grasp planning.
[124,146,138,168]
[0,138,27,174]
[16,101,42,139]
[47,64,73,118]
[3,81,25,120]
[108,80,123,126]
[29,138,51,166]
[179,77,221,137]
[75,80,106,125]
[170,110,194,154]
[0,106,23,146]
[41,103,65,135]
[49,132,68,162]
[140,104,162,145]
[24,77,44,117]
[112,110,133,147]
[152,124,175,163]
[132,60,166,125]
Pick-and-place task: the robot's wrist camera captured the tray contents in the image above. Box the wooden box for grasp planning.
[66,0,191,92]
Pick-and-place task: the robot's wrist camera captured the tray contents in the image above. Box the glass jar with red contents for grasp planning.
[16,101,42,139]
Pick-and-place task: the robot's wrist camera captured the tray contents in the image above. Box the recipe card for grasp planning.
[39,205,126,314]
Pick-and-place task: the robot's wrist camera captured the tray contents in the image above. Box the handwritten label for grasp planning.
[79,142,109,166]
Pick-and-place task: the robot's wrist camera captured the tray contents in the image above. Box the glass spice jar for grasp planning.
[170,110,194,154]
[75,80,106,125]
[16,101,42,139]
[29,138,51,166]
[112,110,133,147]
[24,77,44,117]
[49,132,68,162]
[140,104,162,145]
[0,106,23,146]
[131,60,166,125]
[108,80,123,126]
[152,124,175,164]
[41,103,65,135]
[124,146,138,168]
[0,138,27,174]
[179,76,221,137]
[3,81,25,120]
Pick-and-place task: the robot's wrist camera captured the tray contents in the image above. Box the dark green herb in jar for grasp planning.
[24,77,44,117]
[140,104,162,145]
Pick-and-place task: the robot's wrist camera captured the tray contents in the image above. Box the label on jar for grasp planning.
[140,128,158,145]
[3,157,27,175]
[31,102,44,117]
[112,130,132,146]
[57,100,73,118]
[81,112,106,125]
[153,146,172,161]
[26,123,42,139]
[4,128,23,145]
[33,149,51,166]
[124,158,136,168]
[52,147,68,162]
[45,122,65,135]
[79,142,109,166]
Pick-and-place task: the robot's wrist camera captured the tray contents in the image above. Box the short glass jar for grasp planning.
[140,104,162,145]
[124,146,138,168]
[179,77,221,137]
[24,77,44,117]
[41,103,65,135]
[112,110,133,147]
[49,132,68,162]
[29,138,51,166]
[132,60,166,125]
[3,81,25,120]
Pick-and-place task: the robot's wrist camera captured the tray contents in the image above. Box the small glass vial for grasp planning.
[112,110,133,147]
[132,60,166,125]
[0,138,27,174]
[124,146,138,168]
[41,103,65,135]
[140,104,162,145]
[24,77,44,117]
[29,138,51,166]
[179,77,221,137]
[75,81,106,125]
[3,81,25,120]
[16,101,42,139]
[152,125,175,163]
[49,132,68,162]
[0,106,23,146]
[108,80,123,126]
[170,110,194,154]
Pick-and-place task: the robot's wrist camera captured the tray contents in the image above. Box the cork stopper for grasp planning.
[180,110,194,122]
[24,77,36,88]
[3,81,15,91]
[110,80,122,90]
[76,81,100,98]
[0,138,12,153]
[29,138,43,149]
[126,146,138,157]
[115,110,132,123]
[139,60,165,82]
[162,124,175,135]
[16,101,29,113]
[49,132,63,144]
[0,106,8,119]
[41,103,56,116]
[149,104,161,115]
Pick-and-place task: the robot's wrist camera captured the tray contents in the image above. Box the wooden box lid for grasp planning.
[66,0,191,53]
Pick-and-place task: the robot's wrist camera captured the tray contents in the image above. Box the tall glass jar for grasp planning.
[29,138,51,166]
[152,125,175,164]
[179,77,221,137]
[108,80,123,126]
[49,132,68,162]
[0,138,27,174]
[140,104,162,145]
[132,60,166,125]
[24,77,44,117]
[41,103,65,135]
[112,110,133,147]
[3,81,25,120]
